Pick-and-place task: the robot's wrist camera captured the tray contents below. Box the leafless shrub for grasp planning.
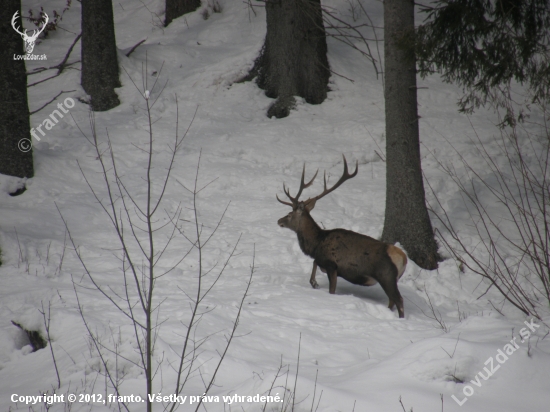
[27,0,73,38]
[426,103,550,322]
[58,62,254,412]
[410,286,450,332]
[259,335,357,412]
[321,1,384,87]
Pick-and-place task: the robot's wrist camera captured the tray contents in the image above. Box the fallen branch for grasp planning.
[56,33,82,75]
[126,39,147,57]
[27,62,80,87]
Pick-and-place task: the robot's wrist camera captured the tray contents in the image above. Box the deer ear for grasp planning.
[305,199,317,212]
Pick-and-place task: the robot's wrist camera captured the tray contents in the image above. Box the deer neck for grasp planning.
[296,212,324,257]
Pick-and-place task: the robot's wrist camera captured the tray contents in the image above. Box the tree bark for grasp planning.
[382,0,439,269]
[0,0,34,178]
[81,0,120,112]
[165,0,201,26]
[250,0,330,118]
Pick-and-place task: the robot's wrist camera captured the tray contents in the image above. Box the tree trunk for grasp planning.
[0,0,34,178]
[382,0,439,269]
[165,0,201,26]
[250,0,329,118]
[81,0,120,112]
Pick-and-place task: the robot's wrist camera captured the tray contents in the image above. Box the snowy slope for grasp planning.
[1,1,549,411]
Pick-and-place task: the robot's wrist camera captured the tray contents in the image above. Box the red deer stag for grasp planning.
[277,156,407,318]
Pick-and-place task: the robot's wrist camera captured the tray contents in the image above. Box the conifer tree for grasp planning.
[417,0,550,123]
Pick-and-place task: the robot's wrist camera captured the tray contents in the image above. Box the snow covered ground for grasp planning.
[1,1,549,411]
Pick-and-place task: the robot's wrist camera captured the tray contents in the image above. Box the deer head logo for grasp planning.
[11,10,48,54]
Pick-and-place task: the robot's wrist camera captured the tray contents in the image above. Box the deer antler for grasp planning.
[277,164,319,208]
[11,11,26,37]
[303,155,358,207]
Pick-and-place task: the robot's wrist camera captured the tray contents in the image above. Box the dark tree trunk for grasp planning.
[250,0,329,118]
[165,0,201,26]
[0,0,33,178]
[381,0,439,269]
[81,0,120,111]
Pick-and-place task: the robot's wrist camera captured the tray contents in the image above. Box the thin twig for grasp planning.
[40,301,61,389]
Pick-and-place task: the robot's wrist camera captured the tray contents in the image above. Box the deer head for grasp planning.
[277,155,358,231]
[11,11,49,54]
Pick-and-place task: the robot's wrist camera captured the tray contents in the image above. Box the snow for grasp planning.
[1,0,549,411]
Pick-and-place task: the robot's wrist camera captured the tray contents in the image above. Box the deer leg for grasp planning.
[310,262,319,289]
[378,276,404,318]
[396,300,404,318]
[327,269,338,294]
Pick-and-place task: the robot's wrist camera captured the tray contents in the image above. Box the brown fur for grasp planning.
[278,203,407,318]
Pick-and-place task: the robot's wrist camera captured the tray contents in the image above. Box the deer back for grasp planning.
[312,228,396,284]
